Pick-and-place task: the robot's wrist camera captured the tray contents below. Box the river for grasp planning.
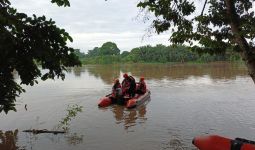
[1,62,255,150]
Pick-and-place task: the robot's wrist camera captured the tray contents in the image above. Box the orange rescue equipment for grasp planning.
[126,99,136,108]
[193,135,255,150]
[98,96,112,107]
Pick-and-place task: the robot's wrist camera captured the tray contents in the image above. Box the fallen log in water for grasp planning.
[23,129,66,134]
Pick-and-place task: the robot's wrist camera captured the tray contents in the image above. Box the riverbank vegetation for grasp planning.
[75,42,242,64]
[1,0,253,113]
[0,0,81,113]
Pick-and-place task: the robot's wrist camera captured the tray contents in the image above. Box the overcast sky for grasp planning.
[11,0,172,53]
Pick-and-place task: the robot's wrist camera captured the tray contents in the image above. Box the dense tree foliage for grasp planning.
[136,0,255,82]
[82,42,121,64]
[99,42,120,55]
[86,42,120,57]
[121,51,130,58]
[129,45,195,63]
[74,49,86,59]
[0,0,81,113]
[87,47,100,57]
[81,42,240,64]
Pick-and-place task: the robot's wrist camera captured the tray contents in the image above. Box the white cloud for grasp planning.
[10,0,171,52]
[70,32,170,53]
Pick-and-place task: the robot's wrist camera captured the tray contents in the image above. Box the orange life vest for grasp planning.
[137,81,146,93]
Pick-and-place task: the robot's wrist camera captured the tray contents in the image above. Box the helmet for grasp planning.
[123,73,128,78]
[114,78,119,83]
[140,77,144,81]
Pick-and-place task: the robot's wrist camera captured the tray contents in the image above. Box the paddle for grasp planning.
[105,93,112,97]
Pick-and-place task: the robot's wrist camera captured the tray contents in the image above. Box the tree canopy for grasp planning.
[0,0,81,113]
[137,0,255,82]
[99,42,120,56]
[81,43,239,64]
[87,42,120,57]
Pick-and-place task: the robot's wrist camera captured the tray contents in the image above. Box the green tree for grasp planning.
[137,0,255,82]
[74,49,86,59]
[99,42,120,55]
[121,51,130,58]
[87,47,100,57]
[0,0,81,113]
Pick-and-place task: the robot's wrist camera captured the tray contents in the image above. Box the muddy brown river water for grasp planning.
[1,62,255,150]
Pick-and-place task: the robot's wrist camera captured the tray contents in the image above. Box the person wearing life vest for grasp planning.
[112,79,122,99]
[122,73,136,97]
[136,77,147,94]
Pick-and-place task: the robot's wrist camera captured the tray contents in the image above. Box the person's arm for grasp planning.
[142,83,147,93]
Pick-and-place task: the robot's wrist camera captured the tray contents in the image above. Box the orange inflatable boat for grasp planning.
[98,90,151,109]
[193,135,255,150]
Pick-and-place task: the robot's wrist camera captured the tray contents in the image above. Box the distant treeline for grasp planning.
[74,42,242,64]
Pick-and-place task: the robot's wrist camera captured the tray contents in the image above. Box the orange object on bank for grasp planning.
[193,135,255,150]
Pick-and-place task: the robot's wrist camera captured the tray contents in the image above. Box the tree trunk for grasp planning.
[225,0,255,84]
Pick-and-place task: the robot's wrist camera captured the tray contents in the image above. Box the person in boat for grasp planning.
[122,73,136,98]
[136,77,147,94]
[112,79,122,100]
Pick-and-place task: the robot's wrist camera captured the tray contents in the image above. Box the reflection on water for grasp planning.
[85,65,121,84]
[65,133,84,145]
[2,62,255,150]
[24,131,38,150]
[78,62,247,85]
[161,128,198,150]
[107,100,149,131]
[0,130,84,150]
[0,130,20,150]
[162,139,185,150]
[1,104,85,150]
[69,67,86,77]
